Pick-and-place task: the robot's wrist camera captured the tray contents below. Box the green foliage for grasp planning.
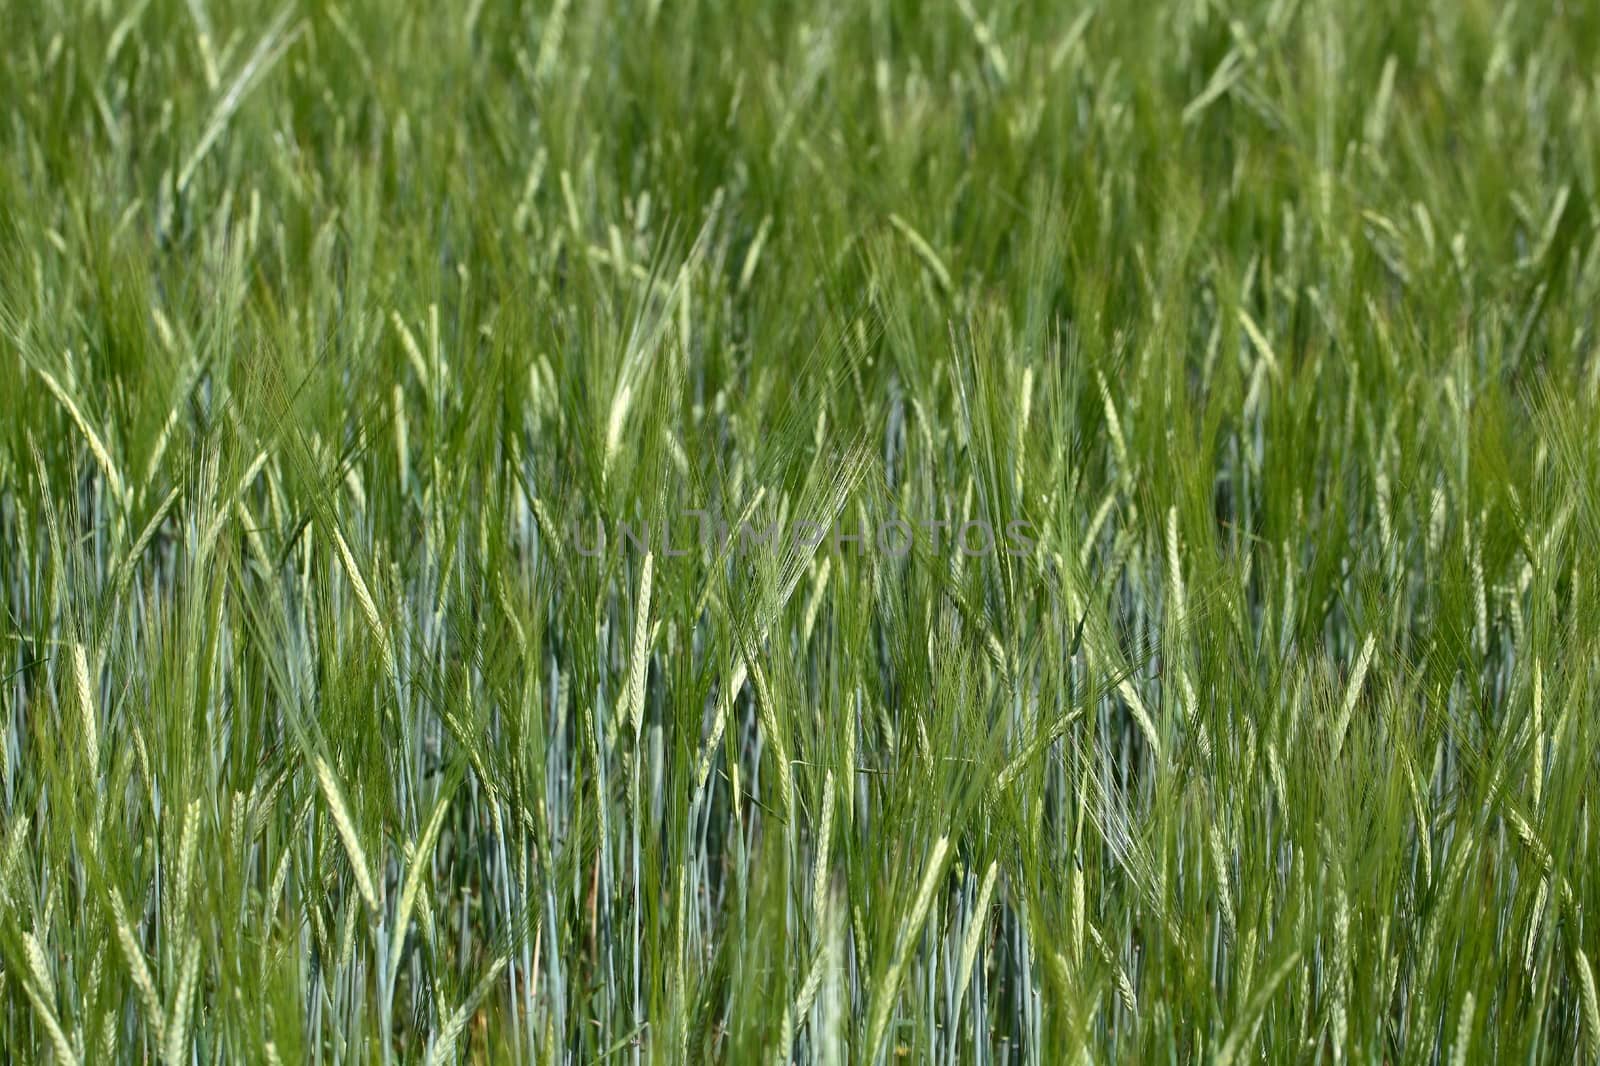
[2,0,1599,1061]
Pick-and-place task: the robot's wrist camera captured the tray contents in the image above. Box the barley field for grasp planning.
[3,0,1600,1062]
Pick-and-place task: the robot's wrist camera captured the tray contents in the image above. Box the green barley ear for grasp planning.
[70,643,98,776]
[107,889,166,1041]
[953,861,998,1020]
[604,549,653,756]
[1330,633,1377,760]
[812,772,836,932]
[423,954,509,1066]
[1215,951,1302,1066]
[330,524,395,680]
[20,979,77,1066]
[383,771,459,1019]
[1448,992,1476,1066]
[865,835,951,1063]
[32,361,128,512]
[1576,946,1600,1065]
[162,938,201,1066]
[312,756,380,915]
